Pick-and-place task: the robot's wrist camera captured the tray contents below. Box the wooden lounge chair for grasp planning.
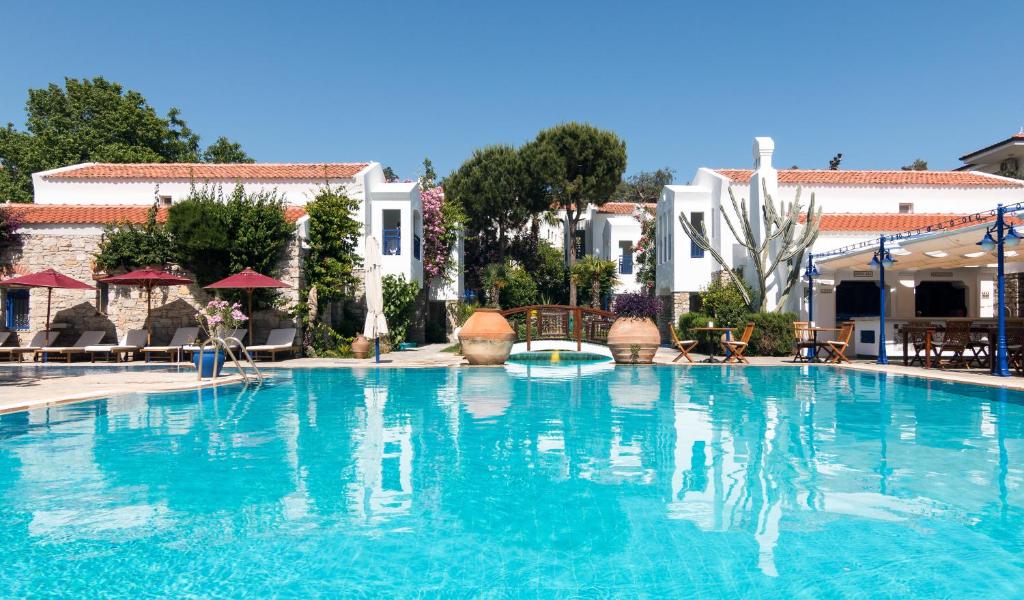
[669,324,698,363]
[721,322,755,364]
[821,321,855,364]
[247,328,298,361]
[142,327,200,362]
[86,329,148,362]
[0,331,60,362]
[792,321,817,362]
[36,330,107,363]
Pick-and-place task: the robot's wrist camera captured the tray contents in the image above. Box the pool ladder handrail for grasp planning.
[195,336,263,385]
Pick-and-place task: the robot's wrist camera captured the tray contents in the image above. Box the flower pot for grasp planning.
[193,350,226,378]
[607,317,661,364]
[458,308,516,365]
[352,334,372,359]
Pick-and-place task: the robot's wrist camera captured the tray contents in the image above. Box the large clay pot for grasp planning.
[607,317,661,364]
[458,308,516,365]
[352,334,372,359]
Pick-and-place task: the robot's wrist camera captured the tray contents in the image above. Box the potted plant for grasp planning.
[607,293,662,364]
[194,299,248,377]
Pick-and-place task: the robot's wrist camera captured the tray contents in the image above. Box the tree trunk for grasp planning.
[567,210,577,307]
[591,279,600,309]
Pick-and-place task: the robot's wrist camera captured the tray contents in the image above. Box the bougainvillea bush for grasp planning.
[421,186,462,281]
[633,204,656,292]
[612,293,662,320]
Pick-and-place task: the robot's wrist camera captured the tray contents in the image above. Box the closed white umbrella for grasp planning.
[363,236,389,362]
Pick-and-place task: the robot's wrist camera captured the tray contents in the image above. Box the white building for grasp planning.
[958,130,1024,175]
[657,137,1024,348]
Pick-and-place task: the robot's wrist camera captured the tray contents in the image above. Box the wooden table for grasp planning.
[804,327,839,362]
[898,324,993,370]
[691,327,736,363]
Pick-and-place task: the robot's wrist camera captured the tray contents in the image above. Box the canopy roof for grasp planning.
[100,267,192,287]
[204,268,291,290]
[0,268,95,290]
[817,221,1019,271]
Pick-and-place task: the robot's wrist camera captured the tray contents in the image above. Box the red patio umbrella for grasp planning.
[99,267,192,344]
[204,268,292,343]
[0,268,95,334]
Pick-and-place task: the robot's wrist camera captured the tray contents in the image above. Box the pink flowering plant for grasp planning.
[633,204,657,291]
[196,299,248,339]
[421,186,463,281]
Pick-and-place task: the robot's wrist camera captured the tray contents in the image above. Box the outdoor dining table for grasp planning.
[804,327,839,362]
[691,327,736,363]
[898,323,995,370]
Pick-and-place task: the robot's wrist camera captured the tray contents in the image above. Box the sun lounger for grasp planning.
[246,328,297,361]
[0,331,60,362]
[0,332,10,349]
[182,328,248,357]
[86,329,148,362]
[36,331,107,363]
[142,327,200,362]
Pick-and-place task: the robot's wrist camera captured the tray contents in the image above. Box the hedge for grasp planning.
[677,310,797,356]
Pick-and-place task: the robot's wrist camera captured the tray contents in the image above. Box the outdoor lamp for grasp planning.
[978,231,997,253]
[868,254,880,270]
[1006,225,1022,248]
[881,251,895,268]
[810,264,820,277]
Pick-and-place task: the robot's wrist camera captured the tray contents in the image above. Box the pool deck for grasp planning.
[2,343,1023,414]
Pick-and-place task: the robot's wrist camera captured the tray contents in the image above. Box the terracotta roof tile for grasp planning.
[597,202,656,214]
[12,204,307,225]
[713,169,1022,187]
[46,163,370,180]
[802,212,1010,232]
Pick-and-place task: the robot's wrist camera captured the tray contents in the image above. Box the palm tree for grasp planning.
[481,263,509,308]
[571,256,618,309]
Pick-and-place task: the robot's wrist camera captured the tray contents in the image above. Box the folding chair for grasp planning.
[822,321,855,364]
[669,324,698,363]
[721,322,755,364]
[935,321,972,370]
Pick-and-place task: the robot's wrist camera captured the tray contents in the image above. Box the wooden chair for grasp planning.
[821,321,855,364]
[721,322,755,364]
[791,321,816,362]
[902,324,937,367]
[669,324,698,363]
[935,321,972,369]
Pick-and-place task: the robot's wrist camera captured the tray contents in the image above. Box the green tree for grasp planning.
[304,186,363,302]
[95,204,174,271]
[500,265,538,309]
[698,275,751,327]
[202,136,254,163]
[481,263,509,308]
[446,144,547,260]
[521,123,627,305]
[0,76,248,202]
[570,255,618,309]
[382,274,421,346]
[382,166,399,182]
[613,168,675,203]
[419,157,438,189]
[224,187,293,290]
[901,158,928,171]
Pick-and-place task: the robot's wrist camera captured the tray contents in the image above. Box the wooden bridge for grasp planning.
[500,305,617,352]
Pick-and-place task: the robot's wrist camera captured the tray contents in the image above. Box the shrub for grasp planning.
[613,293,662,320]
[699,276,750,327]
[678,312,715,354]
[305,185,362,302]
[95,204,174,271]
[500,265,537,309]
[383,273,421,346]
[744,311,798,356]
[571,255,617,309]
[303,322,353,358]
[0,203,23,248]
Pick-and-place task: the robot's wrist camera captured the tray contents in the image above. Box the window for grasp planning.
[158,195,172,207]
[690,212,705,258]
[5,289,29,331]
[618,241,633,274]
[382,209,402,255]
[899,203,914,214]
[95,282,109,315]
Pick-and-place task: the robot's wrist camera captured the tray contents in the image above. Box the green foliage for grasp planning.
[95,204,174,271]
[201,136,254,163]
[447,300,479,327]
[901,159,928,171]
[571,255,618,309]
[481,263,509,308]
[0,77,248,202]
[745,311,798,356]
[419,157,437,189]
[304,186,363,302]
[0,204,22,248]
[699,275,752,327]
[166,184,293,296]
[382,166,399,182]
[382,274,421,346]
[500,265,538,309]
[527,240,570,305]
[303,322,353,358]
[634,208,656,291]
[612,168,675,203]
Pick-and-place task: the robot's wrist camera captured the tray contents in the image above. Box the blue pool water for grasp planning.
[1,366,1023,597]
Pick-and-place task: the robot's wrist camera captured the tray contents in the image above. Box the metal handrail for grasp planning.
[195,336,263,385]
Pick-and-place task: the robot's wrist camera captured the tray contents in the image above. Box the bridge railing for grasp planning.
[500,305,617,351]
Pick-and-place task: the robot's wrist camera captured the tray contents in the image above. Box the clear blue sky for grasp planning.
[1,0,1021,182]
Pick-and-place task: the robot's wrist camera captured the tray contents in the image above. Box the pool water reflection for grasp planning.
[1,366,1022,597]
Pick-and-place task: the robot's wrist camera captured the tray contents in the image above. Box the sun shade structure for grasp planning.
[363,236,389,363]
[204,268,292,343]
[0,268,95,333]
[99,267,192,344]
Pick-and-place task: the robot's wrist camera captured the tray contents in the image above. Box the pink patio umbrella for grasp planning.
[204,267,292,343]
[0,268,95,334]
[99,267,193,344]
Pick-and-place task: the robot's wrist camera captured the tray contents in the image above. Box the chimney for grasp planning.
[753,137,775,171]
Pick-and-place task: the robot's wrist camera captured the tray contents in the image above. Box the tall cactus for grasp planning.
[678,182,821,311]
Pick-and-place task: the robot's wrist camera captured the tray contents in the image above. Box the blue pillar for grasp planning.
[996,204,1010,377]
[877,235,889,365]
[806,252,815,324]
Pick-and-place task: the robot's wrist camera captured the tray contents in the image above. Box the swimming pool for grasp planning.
[1,366,1022,597]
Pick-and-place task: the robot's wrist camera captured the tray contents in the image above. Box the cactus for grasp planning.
[678,182,821,311]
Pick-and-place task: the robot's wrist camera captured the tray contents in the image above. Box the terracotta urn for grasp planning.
[607,317,661,364]
[458,308,516,365]
[352,334,372,359]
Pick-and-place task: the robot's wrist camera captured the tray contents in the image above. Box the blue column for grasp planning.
[877,235,889,365]
[806,252,815,323]
[996,204,1010,377]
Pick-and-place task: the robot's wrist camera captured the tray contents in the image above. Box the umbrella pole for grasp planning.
[248,288,254,344]
[45,287,52,334]
[375,337,380,364]
[147,284,152,345]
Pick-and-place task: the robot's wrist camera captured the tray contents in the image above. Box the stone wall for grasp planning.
[0,232,301,347]
[657,291,694,342]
